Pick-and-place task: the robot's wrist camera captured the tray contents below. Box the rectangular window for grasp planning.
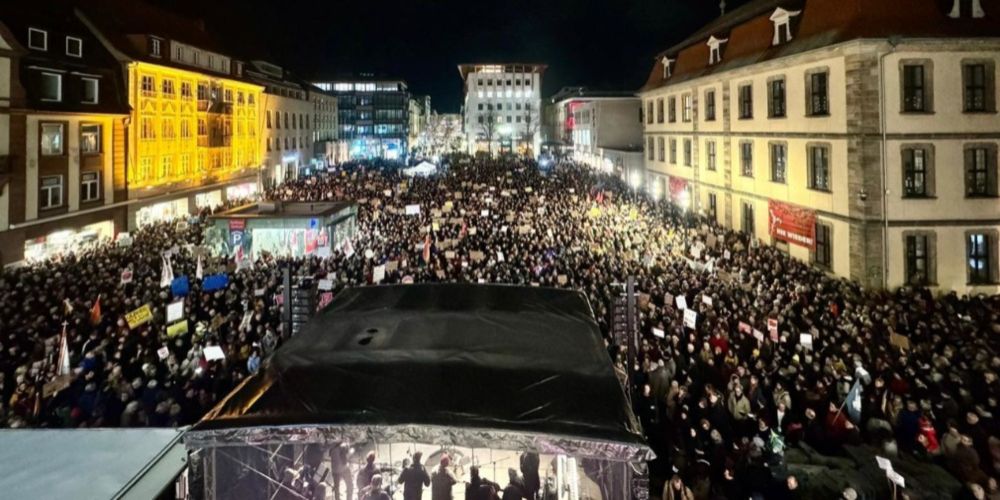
[815,223,832,268]
[903,64,927,112]
[769,79,786,118]
[963,63,994,113]
[141,75,155,96]
[668,97,676,123]
[903,148,928,197]
[151,38,161,57]
[81,171,100,202]
[160,156,171,178]
[705,90,716,121]
[181,82,193,99]
[904,234,929,285]
[669,139,677,164]
[80,124,100,154]
[682,94,692,122]
[140,118,154,140]
[968,233,993,284]
[41,123,63,155]
[646,101,653,124]
[81,77,99,104]
[741,142,753,177]
[28,28,47,50]
[657,137,664,162]
[683,139,692,166]
[770,143,787,183]
[656,99,664,123]
[197,83,208,100]
[40,72,61,101]
[809,72,829,116]
[66,37,82,57]
[739,84,753,119]
[647,137,654,160]
[808,145,830,191]
[742,201,755,235]
[708,192,717,220]
[40,175,63,210]
[965,146,997,197]
[707,141,717,171]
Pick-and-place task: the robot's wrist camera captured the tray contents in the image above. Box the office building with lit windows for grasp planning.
[247,61,315,186]
[0,3,131,265]
[79,0,263,228]
[640,0,1000,292]
[458,63,545,156]
[548,87,643,178]
[314,76,409,160]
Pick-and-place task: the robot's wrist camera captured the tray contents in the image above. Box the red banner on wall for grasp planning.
[768,200,816,250]
[668,177,688,203]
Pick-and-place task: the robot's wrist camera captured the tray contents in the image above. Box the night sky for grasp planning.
[154,0,750,113]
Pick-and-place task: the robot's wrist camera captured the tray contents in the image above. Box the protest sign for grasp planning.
[171,276,190,297]
[652,328,665,339]
[372,265,386,284]
[470,251,486,262]
[876,456,893,472]
[738,321,752,334]
[157,346,170,360]
[317,291,334,310]
[203,345,225,361]
[799,333,813,348]
[887,470,905,488]
[890,332,911,351]
[120,268,133,284]
[753,329,765,342]
[702,295,713,307]
[318,279,334,291]
[166,300,184,323]
[405,204,421,215]
[675,295,688,310]
[125,304,153,329]
[684,309,698,329]
[557,275,568,285]
[167,321,188,338]
[202,274,229,292]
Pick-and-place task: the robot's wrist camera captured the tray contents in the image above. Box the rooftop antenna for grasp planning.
[720,0,727,16]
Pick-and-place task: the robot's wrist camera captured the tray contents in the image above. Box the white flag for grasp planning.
[195,254,204,280]
[160,254,174,288]
[57,323,71,376]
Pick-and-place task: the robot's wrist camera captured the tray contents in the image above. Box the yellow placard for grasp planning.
[125,304,153,329]
[588,207,601,218]
[628,208,638,220]
[167,321,189,338]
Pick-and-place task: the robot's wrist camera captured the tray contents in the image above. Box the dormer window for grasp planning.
[770,7,801,45]
[28,28,47,50]
[66,37,82,57]
[949,0,985,18]
[150,38,162,57]
[661,56,675,79]
[707,36,728,65]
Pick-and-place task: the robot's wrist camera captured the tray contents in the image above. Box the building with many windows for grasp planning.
[311,88,343,168]
[79,0,262,228]
[314,76,409,160]
[247,61,314,187]
[548,87,643,177]
[0,3,131,265]
[458,63,545,156]
[640,0,999,292]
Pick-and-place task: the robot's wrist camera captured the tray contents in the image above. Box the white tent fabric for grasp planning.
[403,161,437,177]
[0,428,186,500]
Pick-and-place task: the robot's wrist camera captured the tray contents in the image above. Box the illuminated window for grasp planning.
[160,156,171,178]
[197,83,208,100]
[180,82,193,99]
[706,140,717,170]
[162,79,175,96]
[682,94,692,122]
[224,89,233,102]
[965,145,997,197]
[197,119,206,136]
[770,143,787,183]
[180,154,190,175]
[41,123,63,155]
[180,120,191,138]
[139,157,152,180]
[80,124,101,154]
[808,145,831,191]
[141,119,154,140]
[968,232,995,284]
[162,119,175,139]
[740,142,753,177]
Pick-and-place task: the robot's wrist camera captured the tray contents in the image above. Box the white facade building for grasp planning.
[458,63,545,156]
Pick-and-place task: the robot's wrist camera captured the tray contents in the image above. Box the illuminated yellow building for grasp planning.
[127,62,262,190]
[77,0,265,227]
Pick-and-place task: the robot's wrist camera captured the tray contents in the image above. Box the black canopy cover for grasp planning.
[189,284,650,462]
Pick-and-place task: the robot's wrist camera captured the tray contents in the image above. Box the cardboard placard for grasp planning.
[405,204,421,215]
[167,320,188,338]
[683,309,698,329]
[157,346,170,360]
[372,265,386,284]
[125,304,153,329]
[702,295,713,307]
[203,345,226,361]
[675,296,688,310]
[166,300,184,323]
[318,279,334,291]
[753,329,765,342]
[652,328,665,339]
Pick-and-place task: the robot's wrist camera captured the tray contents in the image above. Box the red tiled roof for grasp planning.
[641,0,1000,92]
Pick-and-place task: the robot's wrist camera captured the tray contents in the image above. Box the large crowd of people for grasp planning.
[2,156,999,499]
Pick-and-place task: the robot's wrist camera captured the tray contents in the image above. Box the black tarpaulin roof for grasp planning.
[192,284,649,460]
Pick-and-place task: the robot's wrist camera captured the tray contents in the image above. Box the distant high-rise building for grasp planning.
[458,63,545,156]
[314,76,409,160]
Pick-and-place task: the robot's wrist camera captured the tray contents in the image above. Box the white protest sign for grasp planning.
[166,300,184,323]
[653,327,666,339]
[121,268,133,284]
[675,295,688,310]
[683,309,698,329]
[405,204,421,215]
[876,456,893,472]
[723,249,731,260]
[887,469,905,488]
[481,209,489,217]
[373,265,386,284]
[800,333,814,348]
[702,295,713,307]
[753,329,765,342]
[157,346,170,360]
[203,345,225,361]
[318,279,334,291]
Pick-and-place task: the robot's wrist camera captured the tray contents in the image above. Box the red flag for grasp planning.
[459,221,468,239]
[422,234,431,263]
[90,294,102,326]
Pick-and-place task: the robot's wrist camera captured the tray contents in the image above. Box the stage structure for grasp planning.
[204,201,357,259]
[185,284,652,500]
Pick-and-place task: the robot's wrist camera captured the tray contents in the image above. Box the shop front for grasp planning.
[194,190,223,211]
[225,182,258,204]
[136,198,190,228]
[23,220,115,263]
